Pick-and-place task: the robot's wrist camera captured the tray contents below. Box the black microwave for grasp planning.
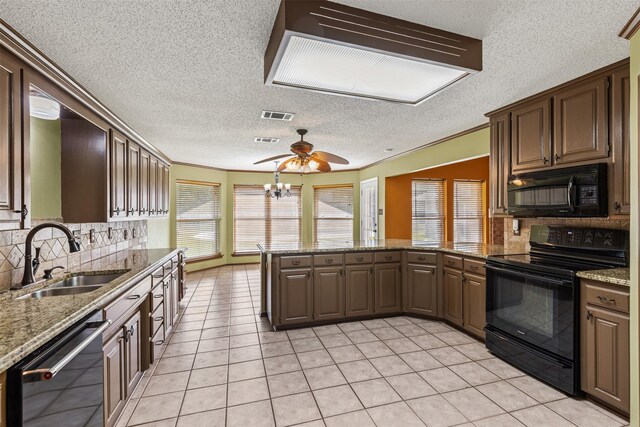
[507,163,607,217]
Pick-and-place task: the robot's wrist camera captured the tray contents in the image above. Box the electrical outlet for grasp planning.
[123,229,128,240]
[132,228,137,238]
[108,227,113,240]
[89,229,96,244]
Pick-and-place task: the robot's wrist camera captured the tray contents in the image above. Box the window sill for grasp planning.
[186,253,223,263]
[232,252,260,257]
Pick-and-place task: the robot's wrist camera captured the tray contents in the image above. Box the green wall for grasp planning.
[629,32,639,427]
[30,117,62,219]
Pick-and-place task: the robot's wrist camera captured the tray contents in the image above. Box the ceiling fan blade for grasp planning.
[315,159,332,172]
[277,158,295,172]
[312,151,349,165]
[253,154,292,165]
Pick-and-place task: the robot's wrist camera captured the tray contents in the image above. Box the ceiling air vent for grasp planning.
[264,0,482,106]
[261,110,295,121]
[254,137,281,144]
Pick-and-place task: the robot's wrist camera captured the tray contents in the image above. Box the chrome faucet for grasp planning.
[19,222,81,288]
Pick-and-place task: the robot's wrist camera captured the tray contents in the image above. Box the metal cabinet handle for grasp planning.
[23,319,112,382]
[153,294,163,299]
[292,260,300,266]
[597,296,615,304]
[154,340,164,346]
[586,310,593,320]
[555,154,561,162]
[153,317,163,322]
[543,157,549,165]
[385,256,393,261]
[370,266,373,274]
[127,294,141,300]
[128,209,135,214]
[469,265,478,270]
[613,202,621,212]
[325,259,333,264]
[356,257,363,262]
[417,256,426,261]
[307,271,311,278]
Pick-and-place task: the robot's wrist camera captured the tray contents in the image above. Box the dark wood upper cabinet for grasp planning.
[489,112,510,216]
[374,263,401,314]
[553,76,608,165]
[0,49,23,230]
[126,141,140,217]
[443,267,463,326]
[110,130,127,218]
[313,266,345,321]
[160,163,170,215]
[345,264,374,317]
[610,66,630,215]
[149,156,159,215]
[510,97,551,172]
[140,150,150,215]
[405,264,437,317]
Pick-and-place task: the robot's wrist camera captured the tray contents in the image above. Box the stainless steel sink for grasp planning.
[49,273,125,288]
[17,285,104,299]
[16,272,126,300]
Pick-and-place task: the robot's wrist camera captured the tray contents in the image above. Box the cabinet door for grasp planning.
[103,332,126,426]
[279,268,313,325]
[584,306,629,413]
[374,263,401,314]
[313,266,345,321]
[110,130,127,218]
[124,311,143,396]
[140,150,150,215]
[345,265,374,317]
[443,268,463,326]
[511,97,551,172]
[127,141,141,217]
[553,76,608,165]
[0,49,23,230]
[463,273,486,339]
[611,66,630,215]
[171,269,180,325]
[149,156,158,215]
[489,112,510,216]
[162,279,173,335]
[159,163,170,215]
[405,264,437,316]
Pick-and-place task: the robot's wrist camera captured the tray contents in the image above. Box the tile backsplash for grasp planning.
[0,220,147,291]
[497,217,630,252]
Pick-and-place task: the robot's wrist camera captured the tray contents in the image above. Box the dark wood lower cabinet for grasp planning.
[463,273,486,339]
[345,264,374,317]
[313,266,345,321]
[405,264,437,316]
[443,267,463,326]
[123,311,143,397]
[103,330,126,427]
[279,268,313,326]
[374,263,401,314]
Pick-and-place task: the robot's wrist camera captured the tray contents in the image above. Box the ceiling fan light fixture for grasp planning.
[264,0,482,106]
[308,159,320,171]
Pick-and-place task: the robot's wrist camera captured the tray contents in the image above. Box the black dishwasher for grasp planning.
[6,311,111,427]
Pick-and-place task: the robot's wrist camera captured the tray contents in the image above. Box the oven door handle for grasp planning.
[22,319,112,382]
[485,264,572,287]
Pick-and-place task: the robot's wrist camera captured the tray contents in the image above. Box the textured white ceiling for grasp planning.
[0,0,637,171]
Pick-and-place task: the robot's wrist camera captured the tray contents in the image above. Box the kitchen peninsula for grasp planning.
[259,240,524,335]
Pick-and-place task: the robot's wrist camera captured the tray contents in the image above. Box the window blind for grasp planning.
[176,180,221,259]
[454,180,485,243]
[233,185,302,253]
[412,179,445,242]
[314,185,354,243]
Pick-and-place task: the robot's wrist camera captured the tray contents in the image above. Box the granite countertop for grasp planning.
[258,239,526,259]
[0,248,182,373]
[577,268,630,287]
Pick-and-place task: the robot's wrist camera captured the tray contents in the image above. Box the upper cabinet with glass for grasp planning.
[0,46,170,231]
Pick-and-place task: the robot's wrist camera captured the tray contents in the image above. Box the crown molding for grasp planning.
[619,7,640,39]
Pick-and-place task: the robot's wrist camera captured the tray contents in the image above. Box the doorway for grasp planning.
[360,177,378,240]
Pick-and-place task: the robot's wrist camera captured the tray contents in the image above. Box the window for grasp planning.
[175,180,221,260]
[454,180,485,243]
[233,185,302,253]
[412,179,445,242]
[314,185,354,243]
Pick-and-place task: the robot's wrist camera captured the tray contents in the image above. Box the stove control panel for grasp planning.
[530,225,628,251]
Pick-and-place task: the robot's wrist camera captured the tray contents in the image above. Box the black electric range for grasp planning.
[485,225,628,395]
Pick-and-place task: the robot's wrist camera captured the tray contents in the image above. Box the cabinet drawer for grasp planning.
[162,260,172,274]
[407,252,437,265]
[151,282,164,310]
[313,254,344,266]
[443,254,463,270]
[150,303,164,334]
[104,276,152,323]
[280,255,311,269]
[464,258,486,276]
[151,265,165,284]
[150,322,165,350]
[345,252,373,264]
[584,282,629,313]
[375,251,401,263]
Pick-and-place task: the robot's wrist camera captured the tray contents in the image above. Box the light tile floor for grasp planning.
[117,264,629,427]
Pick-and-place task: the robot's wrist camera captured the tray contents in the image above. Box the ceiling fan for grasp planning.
[254,129,349,172]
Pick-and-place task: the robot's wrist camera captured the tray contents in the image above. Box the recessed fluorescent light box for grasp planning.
[264,0,482,105]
